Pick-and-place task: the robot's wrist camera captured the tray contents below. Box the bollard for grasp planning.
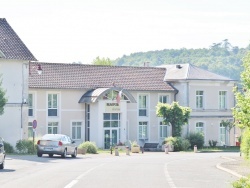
[165,145,168,154]
[115,147,119,156]
[141,147,144,154]
[126,146,130,155]
[194,145,197,153]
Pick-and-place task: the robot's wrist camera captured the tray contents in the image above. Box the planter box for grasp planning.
[77,148,87,155]
[131,146,140,153]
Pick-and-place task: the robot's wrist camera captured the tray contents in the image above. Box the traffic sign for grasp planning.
[32,120,37,129]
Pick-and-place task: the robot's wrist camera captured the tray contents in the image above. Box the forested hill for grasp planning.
[113,40,250,81]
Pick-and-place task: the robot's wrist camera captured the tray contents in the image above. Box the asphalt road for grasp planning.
[0,152,240,188]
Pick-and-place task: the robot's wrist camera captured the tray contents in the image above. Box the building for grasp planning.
[0,18,239,149]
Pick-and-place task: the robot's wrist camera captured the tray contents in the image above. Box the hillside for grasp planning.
[113,40,250,81]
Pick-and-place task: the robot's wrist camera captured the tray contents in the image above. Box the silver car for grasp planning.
[0,137,5,169]
[37,134,77,158]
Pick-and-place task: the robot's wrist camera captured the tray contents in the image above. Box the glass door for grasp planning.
[104,129,118,149]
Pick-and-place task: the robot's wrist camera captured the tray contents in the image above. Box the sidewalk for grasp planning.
[218,156,250,178]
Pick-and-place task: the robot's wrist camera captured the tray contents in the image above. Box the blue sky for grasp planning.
[1,0,250,63]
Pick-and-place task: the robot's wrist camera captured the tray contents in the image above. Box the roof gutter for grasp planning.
[167,82,179,101]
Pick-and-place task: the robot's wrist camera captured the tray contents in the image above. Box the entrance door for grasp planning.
[104,129,118,149]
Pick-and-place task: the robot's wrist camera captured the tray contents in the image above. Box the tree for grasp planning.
[92,56,113,66]
[0,75,7,115]
[156,101,191,137]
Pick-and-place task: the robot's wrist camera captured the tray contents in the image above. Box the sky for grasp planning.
[1,0,250,64]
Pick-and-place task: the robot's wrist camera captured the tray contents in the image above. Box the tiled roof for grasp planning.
[159,64,235,81]
[0,18,37,61]
[29,62,174,91]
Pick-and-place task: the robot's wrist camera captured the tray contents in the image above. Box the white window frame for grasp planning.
[219,123,226,146]
[159,121,168,138]
[219,91,227,109]
[195,122,204,134]
[48,122,59,134]
[71,121,82,140]
[139,121,148,139]
[159,94,169,104]
[196,90,204,109]
[28,122,33,138]
[28,93,34,117]
[138,94,148,116]
[48,93,58,117]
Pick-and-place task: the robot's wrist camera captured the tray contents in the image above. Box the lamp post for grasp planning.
[29,62,42,75]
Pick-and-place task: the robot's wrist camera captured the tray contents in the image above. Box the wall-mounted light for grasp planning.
[29,62,42,75]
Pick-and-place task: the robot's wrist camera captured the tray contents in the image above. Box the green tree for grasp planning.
[233,52,250,158]
[92,56,113,66]
[0,75,7,115]
[156,101,191,137]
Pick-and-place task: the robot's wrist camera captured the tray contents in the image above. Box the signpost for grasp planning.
[32,120,37,153]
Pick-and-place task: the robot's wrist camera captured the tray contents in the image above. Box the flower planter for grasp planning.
[77,148,87,155]
[131,146,140,153]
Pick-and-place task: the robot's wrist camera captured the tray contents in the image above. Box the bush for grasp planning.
[165,137,190,151]
[78,141,98,154]
[4,141,14,153]
[16,139,35,154]
[240,128,250,159]
[187,132,204,149]
[208,140,218,148]
[232,177,250,188]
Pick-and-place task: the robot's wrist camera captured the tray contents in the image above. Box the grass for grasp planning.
[200,146,240,152]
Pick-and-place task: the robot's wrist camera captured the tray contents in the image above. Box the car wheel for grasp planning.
[61,149,67,158]
[37,152,42,157]
[0,159,4,169]
[71,149,77,158]
[49,154,53,158]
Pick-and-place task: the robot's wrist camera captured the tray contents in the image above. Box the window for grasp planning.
[195,122,204,134]
[139,122,148,139]
[103,113,120,127]
[196,91,204,109]
[159,121,168,138]
[28,122,33,138]
[139,95,148,116]
[72,122,82,140]
[85,104,90,141]
[28,94,33,116]
[48,122,58,134]
[219,91,227,109]
[159,95,169,103]
[48,94,58,116]
[220,123,226,145]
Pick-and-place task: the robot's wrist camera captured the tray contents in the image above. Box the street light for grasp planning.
[29,62,42,75]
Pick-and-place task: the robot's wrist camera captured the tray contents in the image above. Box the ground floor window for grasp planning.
[159,121,168,138]
[72,122,82,140]
[48,122,58,134]
[28,122,33,138]
[195,122,204,134]
[220,123,226,145]
[139,121,148,139]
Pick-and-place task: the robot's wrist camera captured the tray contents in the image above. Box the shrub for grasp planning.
[78,141,98,154]
[208,140,218,148]
[240,128,250,159]
[182,139,191,151]
[166,137,190,151]
[4,141,14,153]
[16,139,35,154]
[187,132,204,149]
[232,177,250,188]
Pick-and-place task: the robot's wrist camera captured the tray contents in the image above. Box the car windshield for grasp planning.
[41,134,62,141]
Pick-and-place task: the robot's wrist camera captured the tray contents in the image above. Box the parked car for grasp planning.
[37,134,77,158]
[0,137,6,169]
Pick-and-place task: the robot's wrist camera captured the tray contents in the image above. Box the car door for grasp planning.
[67,136,75,154]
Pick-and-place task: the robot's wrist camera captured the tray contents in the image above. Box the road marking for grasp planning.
[64,163,106,188]
[164,163,177,188]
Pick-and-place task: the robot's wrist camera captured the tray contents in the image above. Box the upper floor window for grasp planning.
[219,91,227,109]
[159,95,169,104]
[72,122,82,140]
[103,113,120,127]
[139,121,148,139]
[196,122,204,134]
[48,94,58,116]
[196,91,204,109]
[28,94,33,116]
[139,95,148,116]
[48,122,58,134]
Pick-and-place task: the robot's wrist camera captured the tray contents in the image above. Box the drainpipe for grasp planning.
[167,82,179,101]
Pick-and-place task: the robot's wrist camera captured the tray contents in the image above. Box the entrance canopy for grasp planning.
[78,87,136,103]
